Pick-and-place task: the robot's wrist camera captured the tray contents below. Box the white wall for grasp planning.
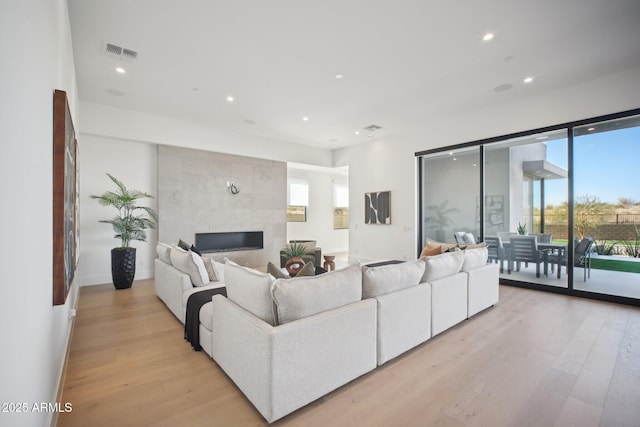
[78,134,158,286]
[335,65,640,262]
[0,1,79,426]
[81,101,334,167]
[334,139,419,263]
[287,168,349,254]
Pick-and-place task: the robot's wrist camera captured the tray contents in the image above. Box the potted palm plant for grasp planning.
[91,174,158,289]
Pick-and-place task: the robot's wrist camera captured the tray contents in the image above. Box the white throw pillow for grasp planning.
[421,250,465,283]
[271,265,362,325]
[461,247,489,272]
[156,242,172,264]
[361,259,426,298]
[224,260,276,325]
[169,246,208,286]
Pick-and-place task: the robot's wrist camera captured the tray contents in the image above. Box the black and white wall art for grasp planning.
[365,191,391,224]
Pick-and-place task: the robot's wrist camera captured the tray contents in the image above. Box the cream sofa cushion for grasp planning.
[421,250,465,283]
[169,246,209,286]
[461,246,489,272]
[362,259,425,298]
[156,242,172,264]
[224,260,276,325]
[271,265,362,325]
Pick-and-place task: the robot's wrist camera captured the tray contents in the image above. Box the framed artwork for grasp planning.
[52,89,77,306]
[365,191,391,224]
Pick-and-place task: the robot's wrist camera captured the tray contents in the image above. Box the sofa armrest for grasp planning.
[211,296,377,423]
[466,263,499,317]
[154,258,193,323]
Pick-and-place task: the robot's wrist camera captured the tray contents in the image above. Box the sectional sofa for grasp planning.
[154,244,498,423]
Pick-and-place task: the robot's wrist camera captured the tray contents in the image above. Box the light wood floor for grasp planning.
[58,280,640,426]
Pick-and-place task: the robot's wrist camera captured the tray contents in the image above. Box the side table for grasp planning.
[323,255,336,271]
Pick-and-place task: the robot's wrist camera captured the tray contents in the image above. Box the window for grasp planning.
[287,179,309,222]
[333,183,349,229]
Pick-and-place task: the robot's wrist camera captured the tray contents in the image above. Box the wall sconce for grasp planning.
[226,180,240,195]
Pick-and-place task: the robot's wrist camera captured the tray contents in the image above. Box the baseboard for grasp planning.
[80,269,154,286]
[49,279,80,427]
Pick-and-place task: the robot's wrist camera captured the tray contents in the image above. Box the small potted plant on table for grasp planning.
[282,242,308,276]
[91,174,158,289]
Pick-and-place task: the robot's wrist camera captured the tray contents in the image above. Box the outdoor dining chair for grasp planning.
[548,237,594,281]
[508,235,548,278]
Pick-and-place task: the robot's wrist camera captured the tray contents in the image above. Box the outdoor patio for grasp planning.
[500,262,640,300]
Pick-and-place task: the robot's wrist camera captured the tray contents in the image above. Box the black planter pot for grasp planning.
[111,248,136,289]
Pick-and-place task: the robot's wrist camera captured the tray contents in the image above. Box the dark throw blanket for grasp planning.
[184,286,227,351]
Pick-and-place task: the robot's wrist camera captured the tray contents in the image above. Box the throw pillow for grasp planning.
[424,238,457,253]
[362,258,426,298]
[178,239,191,251]
[224,259,276,326]
[267,261,288,279]
[201,256,220,281]
[295,261,316,277]
[271,265,362,325]
[156,242,172,264]
[420,244,441,257]
[169,246,209,286]
[190,244,202,256]
[461,247,489,272]
[421,250,465,283]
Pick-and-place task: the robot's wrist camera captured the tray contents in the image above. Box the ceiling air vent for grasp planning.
[363,124,382,132]
[103,42,138,62]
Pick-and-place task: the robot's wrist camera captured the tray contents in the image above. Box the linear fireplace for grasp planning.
[195,231,264,253]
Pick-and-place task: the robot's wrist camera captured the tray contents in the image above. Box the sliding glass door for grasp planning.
[420,147,480,245]
[417,109,640,305]
[572,115,640,299]
[483,131,569,288]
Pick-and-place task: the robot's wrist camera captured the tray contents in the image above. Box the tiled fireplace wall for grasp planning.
[157,145,287,267]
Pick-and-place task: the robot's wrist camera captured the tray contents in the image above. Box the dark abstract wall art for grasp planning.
[365,191,391,224]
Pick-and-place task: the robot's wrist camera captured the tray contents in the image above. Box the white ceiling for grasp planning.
[68,0,640,149]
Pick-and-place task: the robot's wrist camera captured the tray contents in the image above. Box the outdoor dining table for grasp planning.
[501,241,567,278]
[538,242,568,279]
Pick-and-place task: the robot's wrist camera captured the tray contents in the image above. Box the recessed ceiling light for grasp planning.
[355,131,360,135]
[588,127,595,131]
[449,152,453,155]
[302,117,309,122]
[453,158,457,161]
[334,74,344,79]
[473,164,477,167]
[115,67,125,74]
[524,76,534,83]
[483,33,494,41]
[226,96,234,102]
